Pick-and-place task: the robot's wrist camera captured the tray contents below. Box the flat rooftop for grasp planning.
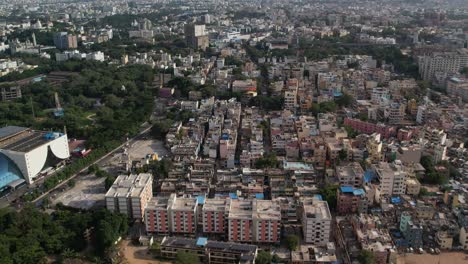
[203,198,229,212]
[303,198,332,220]
[105,173,152,198]
[0,126,64,153]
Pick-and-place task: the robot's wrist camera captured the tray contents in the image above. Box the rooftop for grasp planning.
[105,173,152,198]
[0,126,65,153]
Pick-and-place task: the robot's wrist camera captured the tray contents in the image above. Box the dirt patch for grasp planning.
[397,252,468,264]
[119,240,170,264]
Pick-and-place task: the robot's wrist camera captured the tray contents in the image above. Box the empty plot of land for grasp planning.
[397,252,468,264]
[52,174,106,209]
[127,139,169,161]
[120,240,170,264]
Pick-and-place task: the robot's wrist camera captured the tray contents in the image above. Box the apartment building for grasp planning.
[336,162,364,188]
[202,198,230,234]
[105,173,153,220]
[301,198,332,245]
[145,194,198,235]
[446,76,468,102]
[373,161,407,199]
[337,186,368,215]
[418,49,468,82]
[227,199,281,243]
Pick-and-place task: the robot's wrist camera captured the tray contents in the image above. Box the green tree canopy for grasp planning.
[256,251,272,264]
[175,251,200,264]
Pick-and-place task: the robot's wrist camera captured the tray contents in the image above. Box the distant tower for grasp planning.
[32,32,37,46]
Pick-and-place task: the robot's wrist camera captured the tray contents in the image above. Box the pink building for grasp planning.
[227,199,281,243]
[202,198,230,234]
[337,186,368,215]
[344,118,396,139]
[145,194,198,235]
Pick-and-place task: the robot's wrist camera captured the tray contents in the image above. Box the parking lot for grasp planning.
[127,139,169,161]
[51,173,106,209]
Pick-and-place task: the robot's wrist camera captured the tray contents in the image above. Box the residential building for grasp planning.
[145,194,198,234]
[105,173,153,220]
[53,32,77,49]
[337,186,368,215]
[460,227,468,250]
[301,198,332,245]
[373,161,407,199]
[227,199,281,243]
[202,198,230,234]
[336,162,364,188]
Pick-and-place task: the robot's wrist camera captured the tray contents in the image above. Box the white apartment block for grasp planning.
[418,49,468,82]
[373,161,407,199]
[105,173,153,220]
[301,198,332,245]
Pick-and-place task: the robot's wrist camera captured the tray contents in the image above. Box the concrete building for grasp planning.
[145,193,198,235]
[418,49,468,82]
[53,32,77,49]
[185,24,209,50]
[337,186,368,215]
[227,199,281,243]
[159,236,258,264]
[399,212,423,248]
[336,162,364,188]
[446,76,468,102]
[301,198,332,245]
[202,198,230,234]
[373,161,407,199]
[0,126,70,189]
[105,173,153,220]
[460,227,468,250]
[1,86,22,101]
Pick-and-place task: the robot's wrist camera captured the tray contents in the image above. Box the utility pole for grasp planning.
[30,97,35,119]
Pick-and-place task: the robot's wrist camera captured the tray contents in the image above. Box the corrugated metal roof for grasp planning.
[0,126,27,140]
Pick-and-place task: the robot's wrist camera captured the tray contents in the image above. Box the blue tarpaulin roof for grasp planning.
[255,193,264,199]
[364,170,375,183]
[314,194,323,200]
[391,197,401,204]
[340,186,354,193]
[197,195,206,205]
[229,193,238,199]
[196,237,207,247]
[353,189,365,196]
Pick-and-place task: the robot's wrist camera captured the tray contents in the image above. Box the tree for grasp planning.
[320,185,338,210]
[255,153,279,169]
[150,120,173,140]
[272,254,281,263]
[285,235,299,251]
[175,251,200,264]
[358,250,376,264]
[256,251,272,264]
[418,187,429,197]
[335,93,354,107]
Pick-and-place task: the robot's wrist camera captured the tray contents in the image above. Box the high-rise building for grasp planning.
[301,198,332,245]
[53,32,78,49]
[227,199,281,243]
[145,194,198,235]
[105,173,153,220]
[418,49,468,82]
[202,198,230,234]
[184,23,209,50]
[373,160,407,199]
